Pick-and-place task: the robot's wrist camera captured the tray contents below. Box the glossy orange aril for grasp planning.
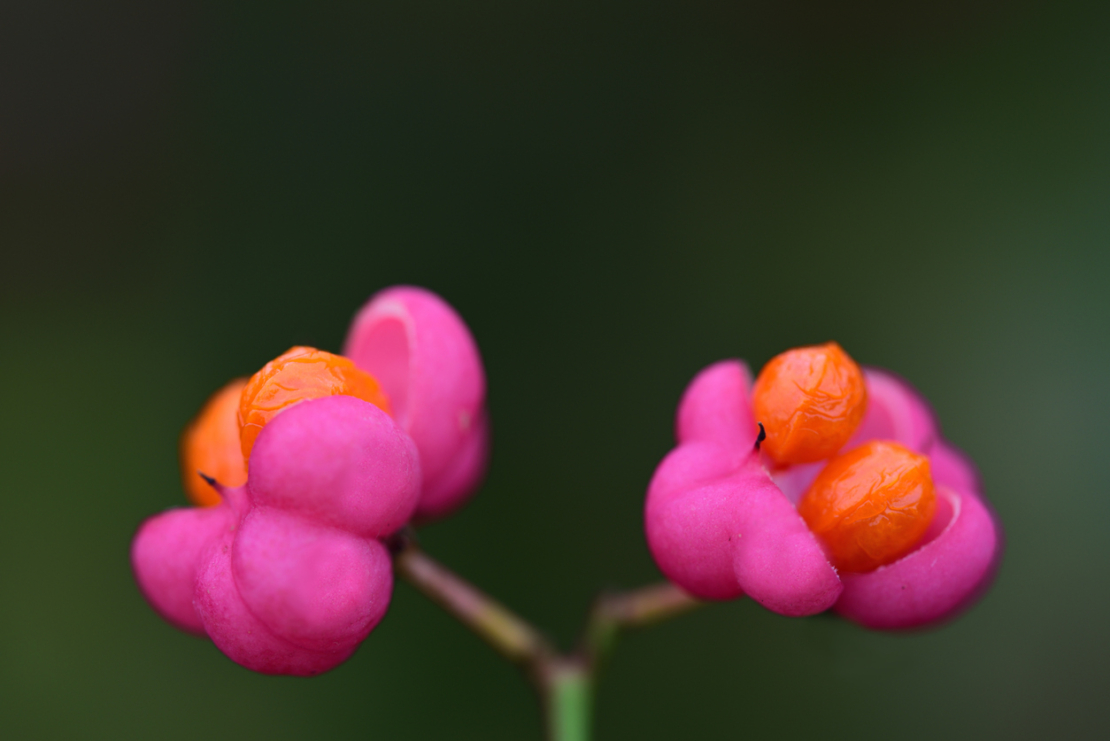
[179,378,249,506]
[797,440,936,573]
[751,342,867,466]
[238,346,391,464]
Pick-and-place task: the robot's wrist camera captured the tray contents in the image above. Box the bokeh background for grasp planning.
[3,1,1109,738]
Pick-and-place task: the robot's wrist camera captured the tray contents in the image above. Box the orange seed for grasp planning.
[238,347,391,464]
[179,378,249,507]
[797,440,936,573]
[751,342,867,466]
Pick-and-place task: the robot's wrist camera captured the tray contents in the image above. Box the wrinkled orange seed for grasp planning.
[179,378,249,507]
[751,342,867,466]
[238,346,391,464]
[797,440,936,573]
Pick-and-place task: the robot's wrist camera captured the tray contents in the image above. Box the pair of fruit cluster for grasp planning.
[132,287,1001,676]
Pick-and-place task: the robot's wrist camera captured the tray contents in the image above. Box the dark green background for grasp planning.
[3,1,1108,738]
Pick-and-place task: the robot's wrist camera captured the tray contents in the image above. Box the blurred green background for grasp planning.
[2,1,1108,738]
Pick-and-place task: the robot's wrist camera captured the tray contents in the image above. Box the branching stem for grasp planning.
[583,581,702,670]
[389,530,701,741]
[392,535,554,666]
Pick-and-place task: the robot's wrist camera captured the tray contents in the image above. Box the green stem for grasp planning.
[545,660,593,741]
